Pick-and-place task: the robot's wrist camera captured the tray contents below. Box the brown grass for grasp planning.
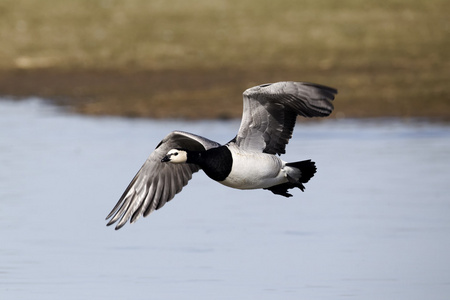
[0,0,449,119]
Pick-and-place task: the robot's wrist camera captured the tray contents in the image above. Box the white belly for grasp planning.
[219,147,288,189]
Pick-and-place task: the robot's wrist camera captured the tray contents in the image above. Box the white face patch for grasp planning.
[166,149,188,164]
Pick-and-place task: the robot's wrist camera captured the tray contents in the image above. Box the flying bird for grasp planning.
[106,81,337,229]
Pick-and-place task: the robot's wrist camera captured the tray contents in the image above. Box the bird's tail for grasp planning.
[286,159,317,185]
[264,159,316,197]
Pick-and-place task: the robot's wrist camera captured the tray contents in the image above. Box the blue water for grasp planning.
[1,98,450,299]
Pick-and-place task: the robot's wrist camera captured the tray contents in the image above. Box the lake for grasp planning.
[1,98,450,299]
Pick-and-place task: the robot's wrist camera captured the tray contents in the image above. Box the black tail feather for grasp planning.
[286,159,316,183]
[264,160,316,197]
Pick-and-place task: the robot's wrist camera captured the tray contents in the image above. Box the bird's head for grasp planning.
[161,149,188,164]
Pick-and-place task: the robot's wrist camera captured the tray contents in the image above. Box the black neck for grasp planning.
[185,151,202,164]
[185,146,233,182]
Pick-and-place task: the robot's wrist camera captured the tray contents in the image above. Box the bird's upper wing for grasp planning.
[106,130,221,230]
[234,82,337,155]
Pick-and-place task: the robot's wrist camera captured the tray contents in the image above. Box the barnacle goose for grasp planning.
[106,81,337,229]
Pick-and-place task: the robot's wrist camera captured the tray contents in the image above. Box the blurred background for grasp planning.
[1,1,450,299]
[0,0,448,119]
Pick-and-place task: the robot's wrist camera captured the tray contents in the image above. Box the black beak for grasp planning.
[161,155,170,162]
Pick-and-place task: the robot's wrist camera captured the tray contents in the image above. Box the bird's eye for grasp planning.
[174,153,178,156]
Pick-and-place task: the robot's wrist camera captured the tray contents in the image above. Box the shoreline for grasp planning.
[1,68,449,120]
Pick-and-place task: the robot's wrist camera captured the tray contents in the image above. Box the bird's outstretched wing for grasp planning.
[106,131,220,230]
[234,82,337,155]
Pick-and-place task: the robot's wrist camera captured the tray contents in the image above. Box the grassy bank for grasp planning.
[0,0,448,119]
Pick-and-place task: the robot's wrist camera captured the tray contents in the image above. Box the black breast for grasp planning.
[193,146,233,182]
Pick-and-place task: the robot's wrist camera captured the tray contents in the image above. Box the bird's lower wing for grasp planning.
[106,131,220,230]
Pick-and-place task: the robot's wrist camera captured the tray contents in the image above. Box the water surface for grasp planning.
[1,99,450,299]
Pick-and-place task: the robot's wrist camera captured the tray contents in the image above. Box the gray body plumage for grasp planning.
[106,81,337,229]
